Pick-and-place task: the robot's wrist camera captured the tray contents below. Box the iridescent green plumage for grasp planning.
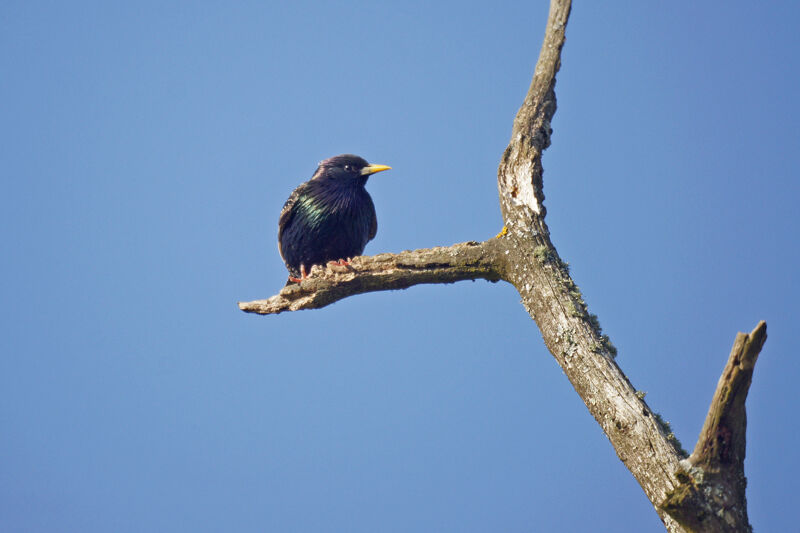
[278,154,391,281]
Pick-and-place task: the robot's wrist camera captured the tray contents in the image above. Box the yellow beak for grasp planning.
[360,164,392,176]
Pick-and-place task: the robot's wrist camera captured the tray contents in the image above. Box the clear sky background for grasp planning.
[2,1,799,532]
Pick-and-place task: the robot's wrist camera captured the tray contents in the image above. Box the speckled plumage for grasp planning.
[278,154,390,281]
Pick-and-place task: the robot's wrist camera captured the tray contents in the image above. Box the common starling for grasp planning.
[278,154,391,283]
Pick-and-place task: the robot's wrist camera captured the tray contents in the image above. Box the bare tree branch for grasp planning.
[497,0,571,220]
[239,241,503,315]
[692,321,767,469]
[239,1,767,530]
[662,321,767,532]
[492,1,688,530]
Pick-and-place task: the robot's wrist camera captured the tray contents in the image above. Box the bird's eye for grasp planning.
[344,165,352,172]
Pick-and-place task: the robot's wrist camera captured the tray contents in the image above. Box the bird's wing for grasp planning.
[368,206,378,241]
[278,182,306,247]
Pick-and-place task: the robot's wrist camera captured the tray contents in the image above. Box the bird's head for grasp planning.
[312,154,391,186]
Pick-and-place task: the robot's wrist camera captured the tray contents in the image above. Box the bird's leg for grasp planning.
[288,264,309,283]
[327,258,350,267]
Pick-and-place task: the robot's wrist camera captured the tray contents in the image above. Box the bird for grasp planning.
[278,154,391,283]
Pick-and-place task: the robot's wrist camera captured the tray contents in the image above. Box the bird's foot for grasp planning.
[288,264,309,283]
[327,258,354,273]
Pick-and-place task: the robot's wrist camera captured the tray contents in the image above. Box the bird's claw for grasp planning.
[288,264,309,283]
[327,258,354,273]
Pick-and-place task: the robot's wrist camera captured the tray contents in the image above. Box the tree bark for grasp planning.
[238,1,766,531]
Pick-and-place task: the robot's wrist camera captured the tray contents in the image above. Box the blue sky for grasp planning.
[2,1,799,531]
